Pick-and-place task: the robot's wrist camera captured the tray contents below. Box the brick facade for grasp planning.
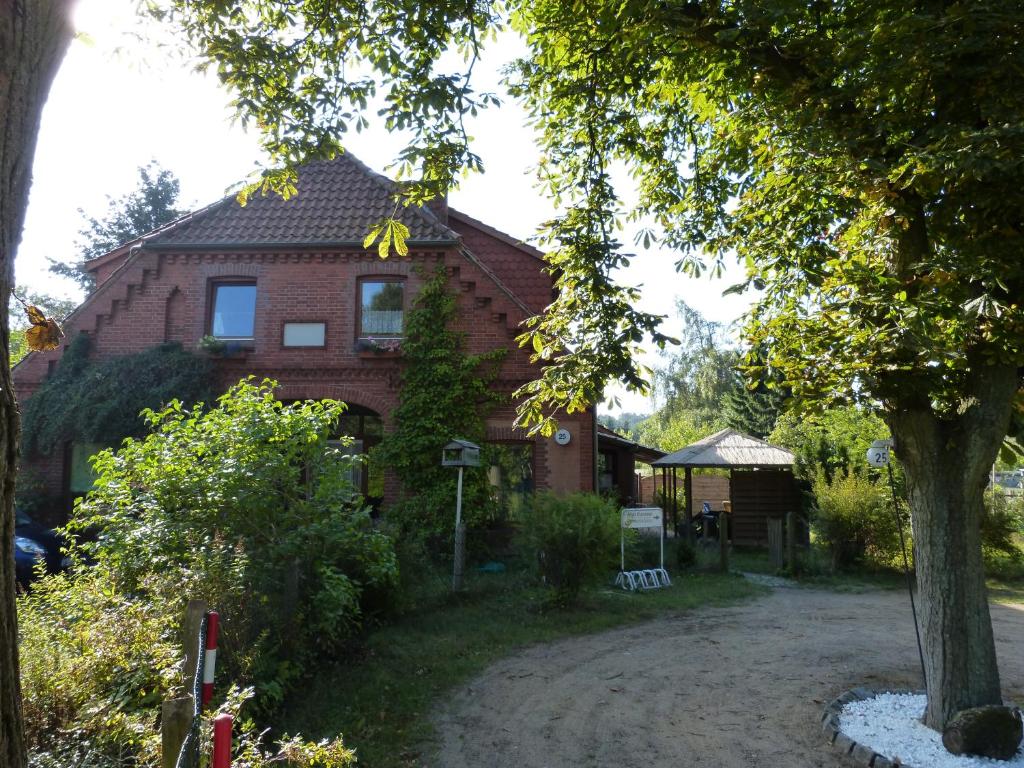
[14,185,595,523]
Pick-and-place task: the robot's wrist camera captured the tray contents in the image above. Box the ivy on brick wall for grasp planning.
[21,333,216,456]
[375,266,506,537]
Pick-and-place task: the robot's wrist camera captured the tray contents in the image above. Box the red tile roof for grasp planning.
[145,152,458,248]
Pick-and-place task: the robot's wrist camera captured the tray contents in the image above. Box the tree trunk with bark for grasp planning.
[888,362,1020,731]
[1,3,76,767]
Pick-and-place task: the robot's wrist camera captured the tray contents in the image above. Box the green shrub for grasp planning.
[19,378,397,766]
[810,469,904,571]
[68,378,398,705]
[981,490,1024,577]
[981,490,1024,554]
[19,568,178,766]
[676,538,696,570]
[518,492,620,604]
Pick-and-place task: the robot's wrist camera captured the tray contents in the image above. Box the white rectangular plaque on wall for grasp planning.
[283,322,326,347]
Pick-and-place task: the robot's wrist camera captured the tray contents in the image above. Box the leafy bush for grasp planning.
[20,568,178,766]
[19,379,397,765]
[810,469,905,571]
[676,538,696,570]
[770,407,890,481]
[518,492,620,604]
[981,490,1024,578]
[69,378,398,704]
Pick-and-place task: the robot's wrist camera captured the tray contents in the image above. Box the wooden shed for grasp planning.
[651,429,801,546]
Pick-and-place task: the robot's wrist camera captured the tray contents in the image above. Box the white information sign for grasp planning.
[617,507,670,591]
[621,507,663,529]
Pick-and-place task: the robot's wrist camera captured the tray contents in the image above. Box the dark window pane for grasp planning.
[487,443,534,522]
[69,442,106,494]
[360,281,403,336]
[362,414,384,439]
[212,284,256,338]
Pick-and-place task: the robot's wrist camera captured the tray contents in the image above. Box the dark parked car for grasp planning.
[14,511,68,587]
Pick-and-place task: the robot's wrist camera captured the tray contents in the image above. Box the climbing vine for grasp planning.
[375,266,506,537]
[21,334,215,456]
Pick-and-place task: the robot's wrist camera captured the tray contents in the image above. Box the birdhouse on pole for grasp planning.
[442,439,481,467]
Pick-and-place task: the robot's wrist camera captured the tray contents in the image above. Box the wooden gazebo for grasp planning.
[652,428,799,546]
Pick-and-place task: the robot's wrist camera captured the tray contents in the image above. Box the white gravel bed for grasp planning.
[840,693,1024,768]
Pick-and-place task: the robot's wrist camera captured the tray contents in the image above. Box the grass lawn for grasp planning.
[278,568,762,767]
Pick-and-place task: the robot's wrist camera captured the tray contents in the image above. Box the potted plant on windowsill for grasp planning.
[355,337,402,357]
[198,335,248,359]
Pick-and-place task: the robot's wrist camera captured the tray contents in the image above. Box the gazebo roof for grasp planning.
[651,428,795,469]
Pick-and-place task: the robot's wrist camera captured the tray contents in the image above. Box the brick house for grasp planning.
[15,153,604,523]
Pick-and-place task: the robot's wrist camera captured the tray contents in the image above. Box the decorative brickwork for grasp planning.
[13,158,596,520]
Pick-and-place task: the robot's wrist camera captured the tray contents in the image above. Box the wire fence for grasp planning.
[175,611,209,768]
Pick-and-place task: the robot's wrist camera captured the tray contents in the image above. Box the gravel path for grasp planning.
[430,588,1024,768]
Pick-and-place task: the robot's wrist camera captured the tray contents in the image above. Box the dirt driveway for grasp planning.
[430,585,1024,768]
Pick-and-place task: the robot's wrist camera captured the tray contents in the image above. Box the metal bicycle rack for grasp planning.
[616,508,671,591]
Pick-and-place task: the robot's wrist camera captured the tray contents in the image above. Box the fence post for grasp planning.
[161,695,194,768]
[202,611,220,707]
[719,511,729,573]
[452,522,466,591]
[785,510,798,573]
[182,599,208,689]
[213,713,233,768]
[767,518,784,569]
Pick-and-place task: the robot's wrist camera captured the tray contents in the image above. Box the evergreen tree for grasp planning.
[721,384,786,441]
[48,163,185,292]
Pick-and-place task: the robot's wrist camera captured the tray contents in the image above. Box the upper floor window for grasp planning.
[211,282,257,340]
[359,279,404,338]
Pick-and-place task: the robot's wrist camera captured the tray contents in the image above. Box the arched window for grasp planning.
[333,404,384,507]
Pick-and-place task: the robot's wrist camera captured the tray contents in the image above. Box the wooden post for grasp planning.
[684,467,693,544]
[182,599,208,689]
[719,509,729,572]
[453,466,465,591]
[452,522,466,591]
[767,518,784,569]
[162,695,194,768]
[785,509,798,573]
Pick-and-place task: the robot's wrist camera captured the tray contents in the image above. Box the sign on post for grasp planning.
[866,439,893,468]
[621,507,663,529]
[615,507,671,591]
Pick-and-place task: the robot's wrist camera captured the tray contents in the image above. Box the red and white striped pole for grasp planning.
[202,610,219,707]
[212,713,232,768]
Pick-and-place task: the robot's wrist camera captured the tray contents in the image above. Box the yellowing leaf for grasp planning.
[24,306,63,352]
[394,226,409,257]
[363,225,382,250]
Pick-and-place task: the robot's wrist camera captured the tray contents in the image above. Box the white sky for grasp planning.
[17,0,755,414]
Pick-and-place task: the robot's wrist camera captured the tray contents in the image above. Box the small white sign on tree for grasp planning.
[867,439,893,468]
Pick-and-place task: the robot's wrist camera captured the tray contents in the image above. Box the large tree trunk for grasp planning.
[1,3,76,767]
[888,362,1020,731]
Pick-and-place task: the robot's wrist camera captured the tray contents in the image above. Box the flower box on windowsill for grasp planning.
[355,337,402,358]
[198,335,252,359]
